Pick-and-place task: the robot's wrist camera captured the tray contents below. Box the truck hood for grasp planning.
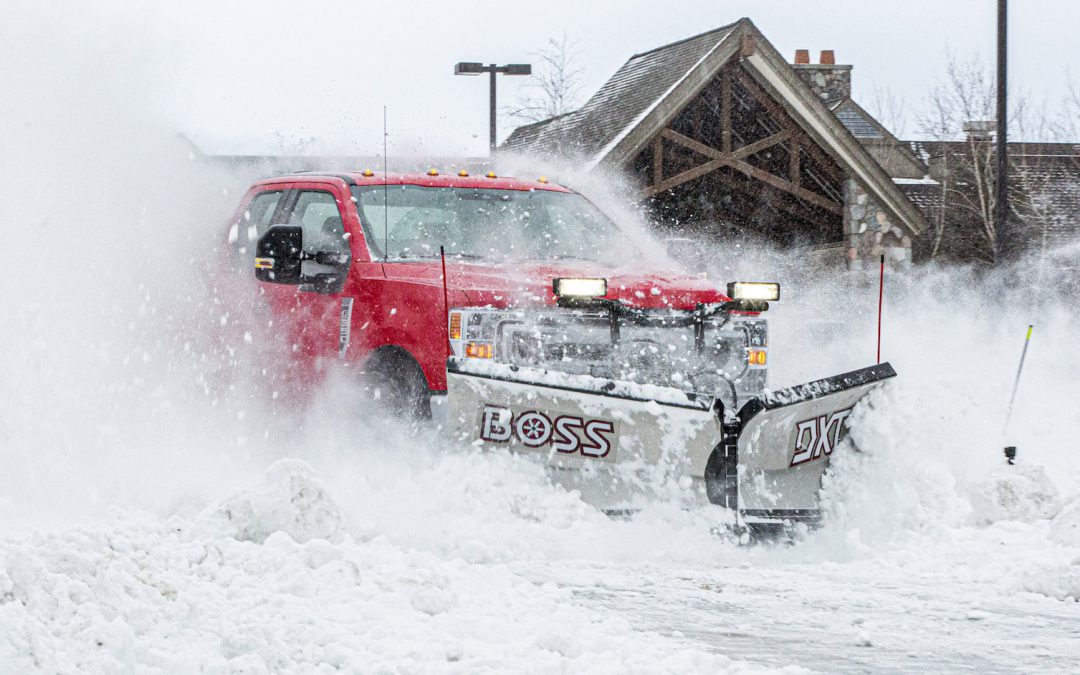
[442,260,730,310]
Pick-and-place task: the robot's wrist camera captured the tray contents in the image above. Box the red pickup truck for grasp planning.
[230,169,897,526]
[228,170,769,419]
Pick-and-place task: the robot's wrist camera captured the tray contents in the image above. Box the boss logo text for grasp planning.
[480,405,616,459]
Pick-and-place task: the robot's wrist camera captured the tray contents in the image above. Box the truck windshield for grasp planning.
[351,185,635,263]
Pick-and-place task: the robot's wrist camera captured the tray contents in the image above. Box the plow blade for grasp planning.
[725,363,897,526]
[445,358,895,523]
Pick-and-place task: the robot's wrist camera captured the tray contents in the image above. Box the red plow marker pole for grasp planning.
[876,254,884,364]
[440,246,452,358]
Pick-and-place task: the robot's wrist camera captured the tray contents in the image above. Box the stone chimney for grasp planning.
[792,49,851,104]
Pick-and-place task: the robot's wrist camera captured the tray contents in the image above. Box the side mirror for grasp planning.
[255,225,303,285]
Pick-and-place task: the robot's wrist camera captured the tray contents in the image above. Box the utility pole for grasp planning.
[995,0,1008,260]
[454,62,532,153]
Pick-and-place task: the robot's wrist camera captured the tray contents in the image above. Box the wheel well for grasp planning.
[361,345,433,419]
[363,345,427,381]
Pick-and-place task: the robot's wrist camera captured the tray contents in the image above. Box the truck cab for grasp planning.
[229,170,768,417]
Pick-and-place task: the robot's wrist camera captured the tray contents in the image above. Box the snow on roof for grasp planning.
[892,177,939,185]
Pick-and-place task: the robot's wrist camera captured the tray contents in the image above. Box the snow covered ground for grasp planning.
[3,5,1080,671]
[2,267,1079,672]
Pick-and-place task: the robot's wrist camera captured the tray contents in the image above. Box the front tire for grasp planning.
[362,349,431,420]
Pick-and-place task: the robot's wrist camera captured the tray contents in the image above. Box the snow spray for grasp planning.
[1002,324,1034,464]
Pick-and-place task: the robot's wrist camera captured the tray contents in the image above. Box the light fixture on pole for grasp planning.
[454,62,532,152]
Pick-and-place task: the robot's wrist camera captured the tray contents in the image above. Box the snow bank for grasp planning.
[0,463,765,674]
[967,463,1062,526]
[192,459,343,544]
[1049,498,1080,548]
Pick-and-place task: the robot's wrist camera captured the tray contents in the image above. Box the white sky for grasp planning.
[49,0,1080,156]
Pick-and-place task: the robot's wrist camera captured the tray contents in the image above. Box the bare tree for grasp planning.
[867,85,908,138]
[919,52,998,142]
[918,52,1042,263]
[1046,73,1080,144]
[508,33,584,123]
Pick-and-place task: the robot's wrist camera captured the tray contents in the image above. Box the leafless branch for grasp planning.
[506,33,584,124]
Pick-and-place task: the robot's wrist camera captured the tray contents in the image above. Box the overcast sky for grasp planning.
[18,1,1080,157]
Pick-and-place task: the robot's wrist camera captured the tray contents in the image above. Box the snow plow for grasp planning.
[445,281,896,529]
[234,169,896,528]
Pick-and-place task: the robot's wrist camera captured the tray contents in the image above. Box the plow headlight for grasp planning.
[727,281,780,302]
[553,277,607,299]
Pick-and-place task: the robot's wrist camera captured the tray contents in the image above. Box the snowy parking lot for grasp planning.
[3,292,1079,672]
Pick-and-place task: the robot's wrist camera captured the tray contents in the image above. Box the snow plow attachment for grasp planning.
[445,358,896,525]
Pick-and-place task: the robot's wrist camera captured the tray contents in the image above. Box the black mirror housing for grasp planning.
[255,225,303,285]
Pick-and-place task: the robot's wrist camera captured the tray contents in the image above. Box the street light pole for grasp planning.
[454,61,533,153]
[489,65,497,151]
[995,0,1008,260]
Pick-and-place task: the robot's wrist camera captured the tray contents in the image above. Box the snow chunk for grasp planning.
[193,459,342,544]
[1020,558,1080,601]
[1049,498,1080,547]
[967,463,1062,526]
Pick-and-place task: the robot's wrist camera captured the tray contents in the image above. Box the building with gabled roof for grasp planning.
[503,18,930,269]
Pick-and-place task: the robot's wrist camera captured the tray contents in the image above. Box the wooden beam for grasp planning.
[739,33,756,59]
[693,96,703,140]
[732,131,791,161]
[729,159,842,214]
[661,128,722,161]
[790,139,801,187]
[641,158,725,199]
[721,69,732,153]
[703,164,841,230]
[652,135,664,184]
[642,148,842,216]
[732,69,843,184]
[651,128,839,213]
[660,128,789,164]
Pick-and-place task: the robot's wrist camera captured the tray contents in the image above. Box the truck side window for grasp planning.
[230,190,283,259]
[288,190,349,255]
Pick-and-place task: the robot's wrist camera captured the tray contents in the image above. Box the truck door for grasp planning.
[259,185,356,384]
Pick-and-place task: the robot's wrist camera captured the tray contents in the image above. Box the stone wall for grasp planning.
[844,178,912,270]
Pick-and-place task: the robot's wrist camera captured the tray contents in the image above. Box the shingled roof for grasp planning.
[908,141,1080,251]
[502,22,740,161]
[501,18,929,237]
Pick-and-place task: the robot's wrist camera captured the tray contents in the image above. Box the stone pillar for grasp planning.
[844,178,912,271]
